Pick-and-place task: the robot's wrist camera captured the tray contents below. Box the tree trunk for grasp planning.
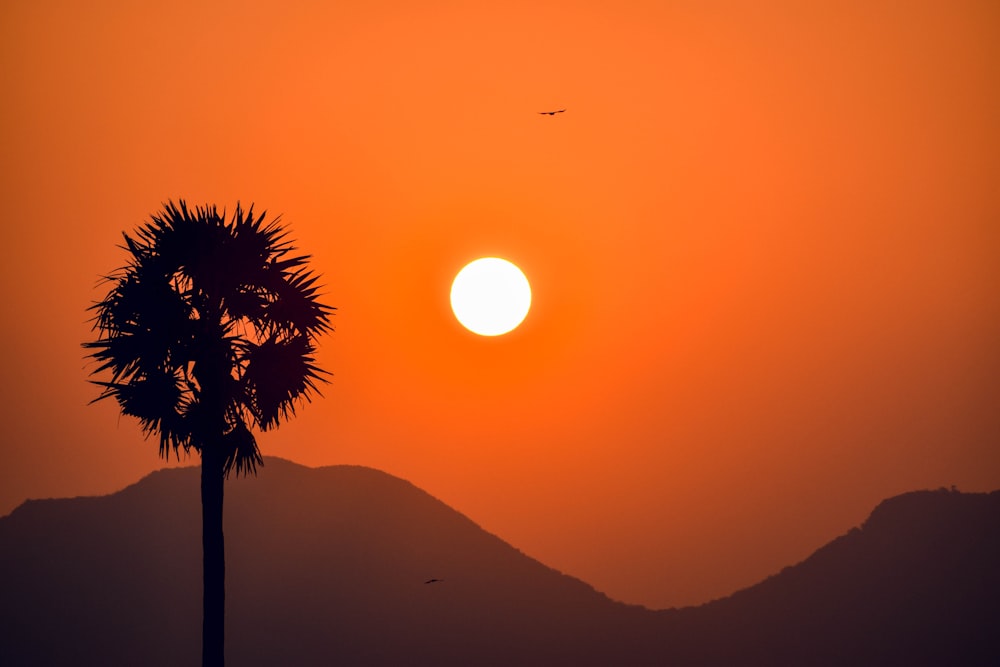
[201,446,226,667]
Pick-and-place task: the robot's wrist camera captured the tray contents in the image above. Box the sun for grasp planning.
[450,258,532,336]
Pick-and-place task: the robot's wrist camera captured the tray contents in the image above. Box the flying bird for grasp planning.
[538,109,566,115]
[424,578,443,584]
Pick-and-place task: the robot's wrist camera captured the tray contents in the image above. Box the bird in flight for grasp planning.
[538,109,566,115]
[424,578,443,584]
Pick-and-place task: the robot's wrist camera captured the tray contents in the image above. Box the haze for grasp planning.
[1,0,997,609]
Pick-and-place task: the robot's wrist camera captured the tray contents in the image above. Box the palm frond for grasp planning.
[221,420,263,478]
[241,333,328,430]
[92,369,193,457]
[85,272,196,381]
[263,268,335,335]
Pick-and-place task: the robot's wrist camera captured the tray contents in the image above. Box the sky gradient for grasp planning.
[1,0,998,608]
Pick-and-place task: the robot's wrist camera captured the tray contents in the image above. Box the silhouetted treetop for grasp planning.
[84,200,334,477]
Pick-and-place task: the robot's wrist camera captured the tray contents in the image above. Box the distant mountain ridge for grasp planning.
[1,458,996,665]
[654,487,1000,665]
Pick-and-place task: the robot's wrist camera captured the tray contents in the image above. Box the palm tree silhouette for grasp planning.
[84,200,333,667]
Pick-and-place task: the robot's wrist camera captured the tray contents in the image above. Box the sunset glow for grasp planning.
[1,0,997,613]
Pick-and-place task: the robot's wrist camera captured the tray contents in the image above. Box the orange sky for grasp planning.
[2,0,998,608]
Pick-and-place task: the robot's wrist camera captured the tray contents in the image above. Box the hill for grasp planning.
[0,459,654,666]
[0,458,996,665]
[654,487,1000,666]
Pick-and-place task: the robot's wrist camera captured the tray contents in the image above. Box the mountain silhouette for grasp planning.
[653,487,1000,666]
[1,458,996,665]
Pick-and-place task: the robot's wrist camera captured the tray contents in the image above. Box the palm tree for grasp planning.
[83,200,333,667]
